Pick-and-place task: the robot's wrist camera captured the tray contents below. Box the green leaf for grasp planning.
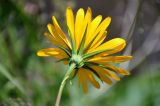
[0,64,25,94]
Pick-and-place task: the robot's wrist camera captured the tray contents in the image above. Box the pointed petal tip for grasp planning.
[51,16,56,21]
[37,51,40,56]
[106,16,112,24]
[67,6,72,11]
[86,7,92,15]
[129,56,133,59]
[87,7,91,9]
[107,16,111,20]
[44,32,48,36]
[37,51,45,56]
[96,83,100,89]
[98,15,102,19]
[78,8,84,11]
[116,78,121,81]
[47,23,52,28]
[126,71,131,75]
[121,71,130,75]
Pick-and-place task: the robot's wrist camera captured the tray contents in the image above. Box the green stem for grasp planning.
[55,63,76,106]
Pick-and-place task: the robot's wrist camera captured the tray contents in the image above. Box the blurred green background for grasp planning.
[0,0,160,106]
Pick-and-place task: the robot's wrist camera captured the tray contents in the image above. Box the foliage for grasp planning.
[0,0,160,106]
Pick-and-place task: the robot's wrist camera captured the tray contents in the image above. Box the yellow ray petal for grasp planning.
[44,32,59,45]
[90,17,111,48]
[37,48,59,56]
[37,48,68,60]
[81,7,92,35]
[93,43,126,58]
[47,24,61,41]
[66,7,75,37]
[89,56,133,63]
[47,24,56,36]
[44,32,68,50]
[91,65,120,81]
[77,7,92,50]
[100,74,112,85]
[91,66,112,85]
[63,60,69,65]
[94,17,111,37]
[88,38,126,54]
[103,69,120,81]
[78,68,88,93]
[44,32,71,51]
[52,16,60,28]
[47,24,70,49]
[83,69,100,89]
[75,8,85,49]
[90,31,107,49]
[85,15,102,48]
[52,16,71,49]
[100,63,130,75]
[101,43,126,56]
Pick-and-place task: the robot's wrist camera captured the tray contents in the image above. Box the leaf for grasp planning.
[0,64,25,94]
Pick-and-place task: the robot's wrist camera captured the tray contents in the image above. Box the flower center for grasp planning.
[70,54,84,68]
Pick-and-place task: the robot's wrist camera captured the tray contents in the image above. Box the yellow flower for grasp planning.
[37,7,132,93]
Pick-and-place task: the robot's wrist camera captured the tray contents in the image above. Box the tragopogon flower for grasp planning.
[37,7,132,93]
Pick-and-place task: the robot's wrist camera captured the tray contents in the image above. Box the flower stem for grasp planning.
[55,63,76,106]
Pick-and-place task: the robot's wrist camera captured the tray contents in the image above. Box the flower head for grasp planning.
[37,7,132,93]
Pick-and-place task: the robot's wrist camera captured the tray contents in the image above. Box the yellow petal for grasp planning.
[47,24,70,49]
[44,32,68,50]
[88,38,126,54]
[47,24,56,36]
[44,32,58,45]
[52,16,60,28]
[37,48,68,60]
[76,7,92,50]
[100,63,130,75]
[89,56,133,63]
[91,66,112,85]
[90,17,111,49]
[90,31,107,49]
[92,66,120,81]
[85,15,102,48]
[63,60,69,65]
[81,7,92,35]
[100,43,126,56]
[66,7,75,37]
[94,17,111,37]
[75,8,85,49]
[104,70,120,81]
[52,16,71,49]
[100,74,112,85]
[47,24,61,41]
[84,69,100,89]
[37,48,59,56]
[78,68,88,93]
